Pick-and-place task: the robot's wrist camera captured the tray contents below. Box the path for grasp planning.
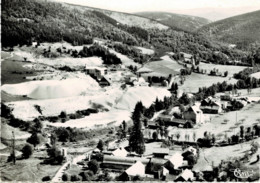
[51,149,93,182]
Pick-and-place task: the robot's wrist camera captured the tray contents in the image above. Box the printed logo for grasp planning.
[232,168,255,179]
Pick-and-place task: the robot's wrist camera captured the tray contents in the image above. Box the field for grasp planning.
[1,120,31,141]
[178,73,238,93]
[168,102,260,142]
[0,152,61,182]
[142,55,183,77]
[199,62,248,77]
[194,140,260,172]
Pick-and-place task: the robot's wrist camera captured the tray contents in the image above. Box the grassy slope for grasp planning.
[136,11,211,32]
[198,10,260,49]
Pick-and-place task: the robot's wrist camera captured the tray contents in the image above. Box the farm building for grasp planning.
[164,152,184,173]
[200,97,222,114]
[101,155,149,170]
[85,66,107,79]
[183,146,197,157]
[153,148,170,158]
[180,52,193,63]
[120,161,146,180]
[133,77,149,86]
[220,93,232,101]
[183,106,205,124]
[98,76,111,87]
[175,169,194,182]
[158,114,174,122]
[112,147,128,157]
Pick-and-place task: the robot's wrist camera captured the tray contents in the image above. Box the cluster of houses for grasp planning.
[90,144,199,181]
[85,65,150,87]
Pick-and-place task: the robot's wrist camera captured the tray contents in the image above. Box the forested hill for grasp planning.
[198,10,260,50]
[2,0,255,65]
[136,12,210,32]
[2,0,153,47]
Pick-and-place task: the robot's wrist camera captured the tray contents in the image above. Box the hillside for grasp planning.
[136,11,211,32]
[65,3,169,30]
[198,10,260,49]
[2,0,152,47]
[2,0,252,65]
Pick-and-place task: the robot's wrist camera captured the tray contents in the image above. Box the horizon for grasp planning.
[54,0,260,21]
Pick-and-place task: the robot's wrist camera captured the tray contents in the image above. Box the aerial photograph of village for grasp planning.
[1,0,260,182]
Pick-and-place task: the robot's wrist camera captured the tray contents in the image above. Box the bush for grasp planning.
[152,131,158,141]
[27,133,43,147]
[21,144,34,159]
[88,160,99,174]
[70,175,81,182]
[62,173,69,181]
[42,176,51,181]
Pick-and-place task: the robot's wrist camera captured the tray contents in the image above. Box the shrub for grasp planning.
[42,176,51,182]
[70,175,81,182]
[88,160,99,174]
[27,133,43,147]
[62,173,69,181]
[21,144,34,159]
[152,131,158,141]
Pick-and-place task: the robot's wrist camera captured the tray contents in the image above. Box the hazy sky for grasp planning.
[55,0,260,20]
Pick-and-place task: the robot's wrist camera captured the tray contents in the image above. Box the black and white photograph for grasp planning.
[1,0,260,182]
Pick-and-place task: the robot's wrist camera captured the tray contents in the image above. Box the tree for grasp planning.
[97,139,104,151]
[176,133,180,141]
[27,133,42,147]
[122,120,127,131]
[21,144,34,159]
[240,126,244,139]
[88,160,99,174]
[193,132,196,142]
[70,175,81,182]
[32,118,43,133]
[132,101,144,122]
[62,173,69,181]
[47,146,64,165]
[58,128,70,142]
[129,109,146,154]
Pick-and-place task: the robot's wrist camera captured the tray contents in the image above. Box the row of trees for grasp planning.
[195,72,260,100]
[78,44,122,65]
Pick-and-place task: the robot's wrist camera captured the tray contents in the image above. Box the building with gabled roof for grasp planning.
[153,148,170,158]
[200,97,222,114]
[112,147,128,157]
[184,105,205,124]
[175,169,194,182]
[164,152,184,174]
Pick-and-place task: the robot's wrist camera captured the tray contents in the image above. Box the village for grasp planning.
[17,45,258,182]
[1,39,260,182]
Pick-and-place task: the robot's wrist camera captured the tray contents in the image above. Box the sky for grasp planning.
[55,0,260,21]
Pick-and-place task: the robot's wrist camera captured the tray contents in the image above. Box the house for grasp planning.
[165,118,194,128]
[158,114,174,122]
[183,106,204,124]
[99,76,111,87]
[85,66,107,79]
[133,77,149,86]
[183,146,197,157]
[112,147,128,157]
[120,161,146,180]
[220,93,232,101]
[180,52,193,63]
[101,155,150,170]
[153,148,170,158]
[164,152,184,174]
[136,67,153,75]
[200,97,222,114]
[175,169,194,181]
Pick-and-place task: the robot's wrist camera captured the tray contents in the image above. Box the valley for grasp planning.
[1,0,260,182]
